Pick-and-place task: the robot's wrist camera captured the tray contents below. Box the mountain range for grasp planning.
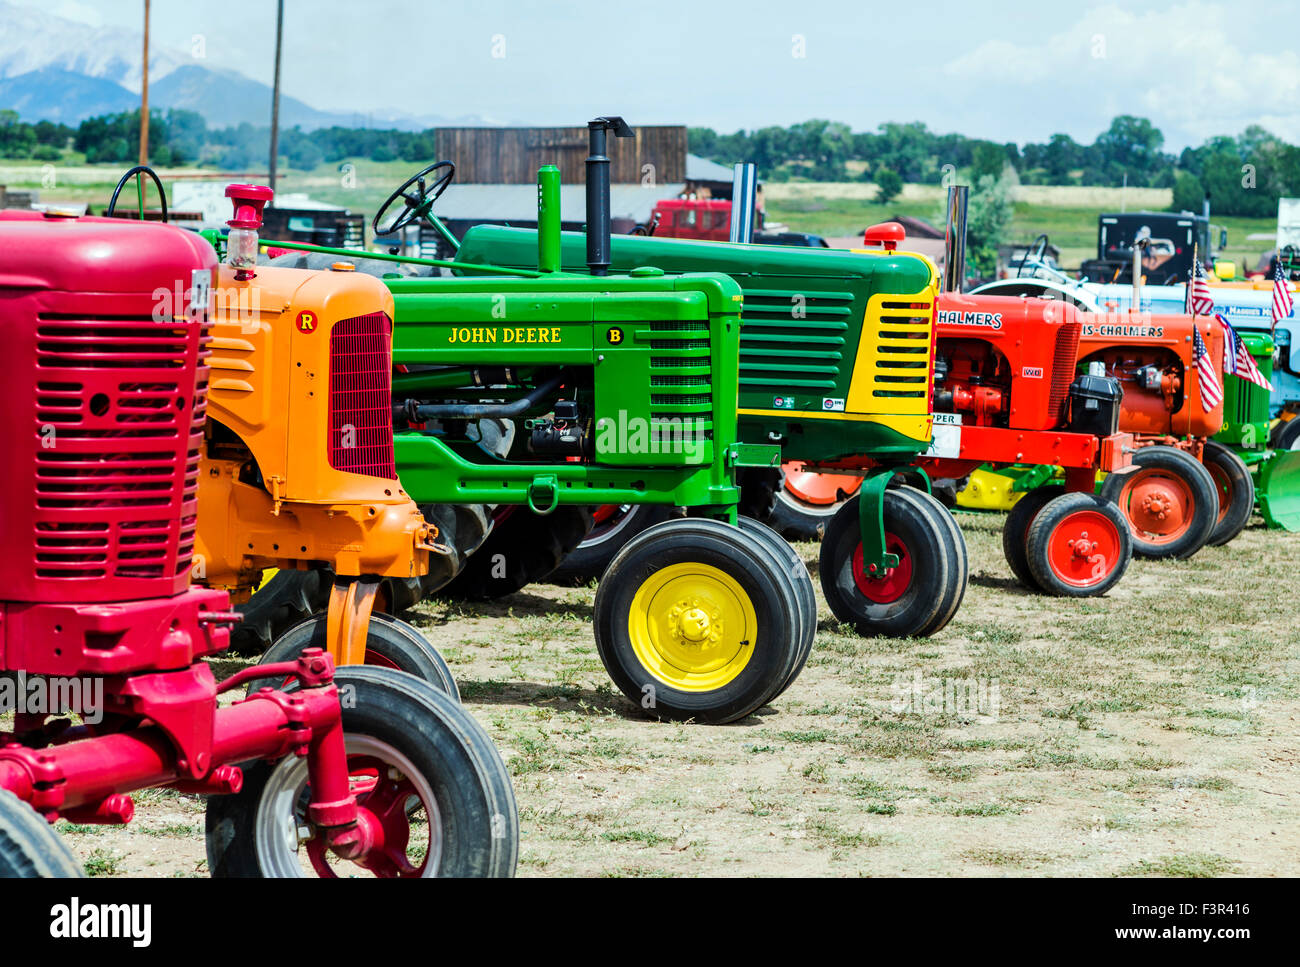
[0,1,485,130]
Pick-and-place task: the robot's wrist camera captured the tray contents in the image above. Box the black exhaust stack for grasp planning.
[585,116,635,276]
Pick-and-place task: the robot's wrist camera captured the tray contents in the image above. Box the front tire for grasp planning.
[206,667,517,878]
[1025,493,1132,596]
[1100,445,1218,559]
[253,612,459,700]
[0,790,84,878]
[1001,485,1066,590]
[593,518,803,723]
[819,486,967,638]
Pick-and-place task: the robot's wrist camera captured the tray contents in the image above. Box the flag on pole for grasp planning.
[1187,258,1215,316]
[1272,260,1294,329]
[1216,314,1273,392]
[1193,324,1222,411]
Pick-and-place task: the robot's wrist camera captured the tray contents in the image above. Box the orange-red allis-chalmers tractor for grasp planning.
[1074,313,1236,558]
[809,288,1137,597]
[918,294,1137,594]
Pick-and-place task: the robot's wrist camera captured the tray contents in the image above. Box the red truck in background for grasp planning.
[646,197,828,247]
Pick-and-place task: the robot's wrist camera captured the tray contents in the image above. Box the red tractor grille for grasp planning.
[328,312,397,480]
[32,316,209,585]
[1050,321,1082,424]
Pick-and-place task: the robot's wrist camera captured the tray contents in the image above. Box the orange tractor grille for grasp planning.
[328,312,398,480]
[1049,320,1083,424]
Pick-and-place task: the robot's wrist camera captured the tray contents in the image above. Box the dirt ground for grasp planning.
[46,511,1300,878]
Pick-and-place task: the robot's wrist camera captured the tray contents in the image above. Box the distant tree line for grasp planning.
[690,116,1300,217]
[2,105,1296,218]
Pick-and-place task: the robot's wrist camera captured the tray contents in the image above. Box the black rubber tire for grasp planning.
[737,516,817,697]
[229,568,331,657]
[740,467,854,542]
[417,502,492,596]
[206,666,517,878]
[1202,441,1255,546]
[593,518,802,723]
[819,486,966,639]
[930,476,967,509]
[1099,445,1218,560]
[1272,417,1300,451]
[1001,485,1066,591]
[0,790,84,878]
[442,505,595,600]
[1025,492,1132,597]
[548,505,684,586]
[250,611,459,700]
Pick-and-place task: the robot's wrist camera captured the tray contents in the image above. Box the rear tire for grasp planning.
[593,518,802,723]
[206,667,517,878]
[819,486,967,638]
[548,505,683,586]
[252,612,459,700]
[1001,485,1066,591]
[1099,445,1218,560]
[1202,441,1254,546]
[442,505,594,600]
[229,568,330,657]
[1025,493,1132,597]
[1272,417,1300,451]
[0,790,84,878]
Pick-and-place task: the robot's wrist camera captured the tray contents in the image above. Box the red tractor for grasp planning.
[815,292,1137,602]
[0,210,517,877]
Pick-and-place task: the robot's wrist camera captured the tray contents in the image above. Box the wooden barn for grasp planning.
[433,126,687,185]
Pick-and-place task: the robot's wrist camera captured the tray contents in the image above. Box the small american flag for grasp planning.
[1193,324,1222,411]
[1272,260,1294,329]
[1217,314,1273,392]
[1187,259,1215,316]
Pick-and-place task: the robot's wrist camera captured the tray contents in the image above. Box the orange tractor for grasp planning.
[1075,310,1238,558]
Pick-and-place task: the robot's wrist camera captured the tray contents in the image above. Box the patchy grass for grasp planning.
[50,514,1300,877]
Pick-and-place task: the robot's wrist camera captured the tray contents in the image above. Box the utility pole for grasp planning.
[139,0,150,165]
[268,0,284,194]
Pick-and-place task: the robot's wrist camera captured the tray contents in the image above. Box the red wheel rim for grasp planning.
[1206,463,1231,527]
[591,504,622,525]
[305,753,431,878]
[1118,468,1195,543]
[1045,509,1124,588]
[851,533,913,603]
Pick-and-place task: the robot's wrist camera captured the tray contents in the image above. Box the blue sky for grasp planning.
[19,0,1300,149]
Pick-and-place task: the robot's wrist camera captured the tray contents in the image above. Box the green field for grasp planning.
[766,193,1276,274]
[2,158,1279,275]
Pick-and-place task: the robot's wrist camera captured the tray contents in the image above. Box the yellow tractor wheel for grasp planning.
[594,518,804,723]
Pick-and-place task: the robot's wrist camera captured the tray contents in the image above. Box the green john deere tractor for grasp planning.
[255,119,965,701]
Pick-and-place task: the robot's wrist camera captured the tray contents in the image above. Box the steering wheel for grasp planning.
[373,161,455,237]
[106,165,168,222]
[1016,233,1049,277]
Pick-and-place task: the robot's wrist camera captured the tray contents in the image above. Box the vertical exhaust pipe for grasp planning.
[585,116,634,276]
[537,165,561,273]
[942,184,969,293]
[729,163,757,243]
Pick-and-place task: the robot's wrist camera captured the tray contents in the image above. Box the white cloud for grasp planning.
[943,2,1300,145]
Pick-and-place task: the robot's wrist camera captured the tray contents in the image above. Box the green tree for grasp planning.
[1171,171,1204,212]
[874,167,903,204]
[965,172,1015,279]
